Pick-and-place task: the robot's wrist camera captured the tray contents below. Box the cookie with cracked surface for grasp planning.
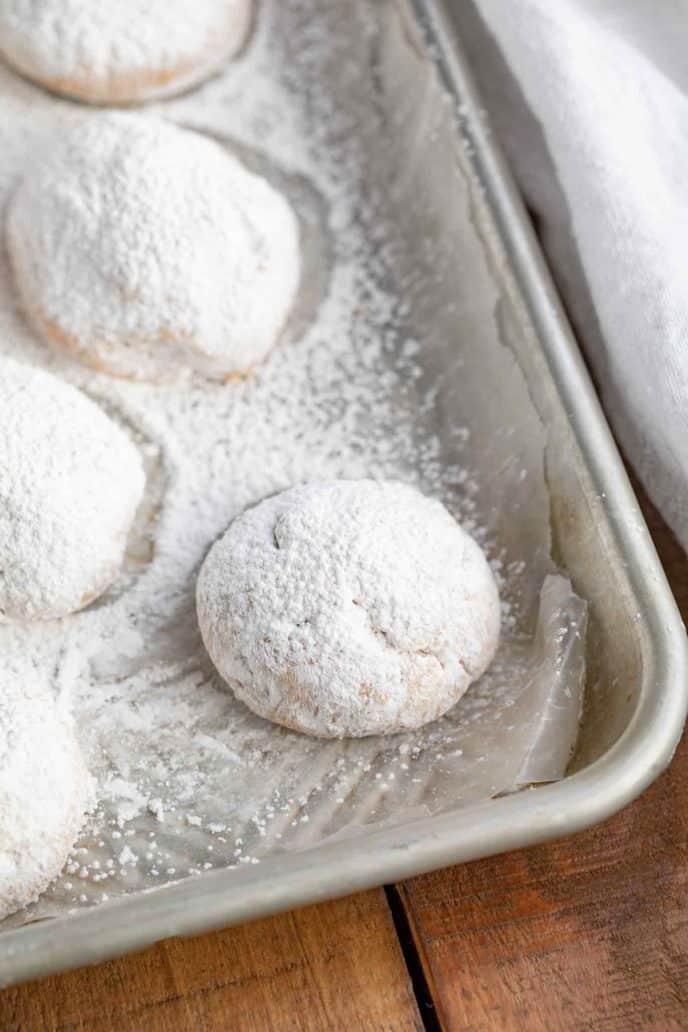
[196,480,501,738]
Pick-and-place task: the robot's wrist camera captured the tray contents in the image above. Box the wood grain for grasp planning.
[398,485,688,1032]
[0,890,421,1032]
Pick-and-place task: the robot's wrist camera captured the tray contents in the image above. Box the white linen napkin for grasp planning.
[450,0,688,550]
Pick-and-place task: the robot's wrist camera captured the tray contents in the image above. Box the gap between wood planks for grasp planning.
[388,478,688,1032]
[386,885,444,1032]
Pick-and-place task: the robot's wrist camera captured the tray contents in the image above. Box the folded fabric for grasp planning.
[451,0,688,551]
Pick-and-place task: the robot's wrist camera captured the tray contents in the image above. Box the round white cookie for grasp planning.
[0,0,252,104]
[7,113,301,382]
[0,358,145,621]
[0,676,92,920]
[196,480,501,738]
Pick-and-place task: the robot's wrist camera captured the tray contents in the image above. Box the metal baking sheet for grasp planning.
[0,0,686,985]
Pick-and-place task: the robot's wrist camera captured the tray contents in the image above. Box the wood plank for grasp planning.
[397,485,688,1031]
[0,890,422,1032]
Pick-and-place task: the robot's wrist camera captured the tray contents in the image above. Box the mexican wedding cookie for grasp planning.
[0,676,92,920]
[0,0,252,104]
[7,113,301,382]
[0,359,145,621]
[197,481,501,738]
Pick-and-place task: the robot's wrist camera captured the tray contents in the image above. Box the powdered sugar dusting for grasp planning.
[8,112,302,381]
[0,0,586,926]
[0,653,93,920]
[0,0,252,103]
[197,480,501,738]
[0,358,145,620]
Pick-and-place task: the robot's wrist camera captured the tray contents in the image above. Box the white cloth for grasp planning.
[450,0,688,548]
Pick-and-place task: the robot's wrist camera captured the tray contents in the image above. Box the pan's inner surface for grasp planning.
[381,0,643,772]
[0,0,641,944]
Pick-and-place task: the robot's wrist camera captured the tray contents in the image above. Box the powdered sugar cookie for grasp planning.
[7,113,301,382]
[0,675,92,920]
[0,0,252,104]
[196,480,501,738]
[0,358,145,621]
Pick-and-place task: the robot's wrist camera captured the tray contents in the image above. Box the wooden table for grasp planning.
[2,484,687,1031]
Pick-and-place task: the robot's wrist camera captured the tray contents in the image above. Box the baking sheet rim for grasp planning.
[0,0,685,987]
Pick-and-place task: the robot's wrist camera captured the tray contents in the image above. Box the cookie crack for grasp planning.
[351,597,444,668]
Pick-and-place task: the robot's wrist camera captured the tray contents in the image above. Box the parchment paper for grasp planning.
[0,0,587,928]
